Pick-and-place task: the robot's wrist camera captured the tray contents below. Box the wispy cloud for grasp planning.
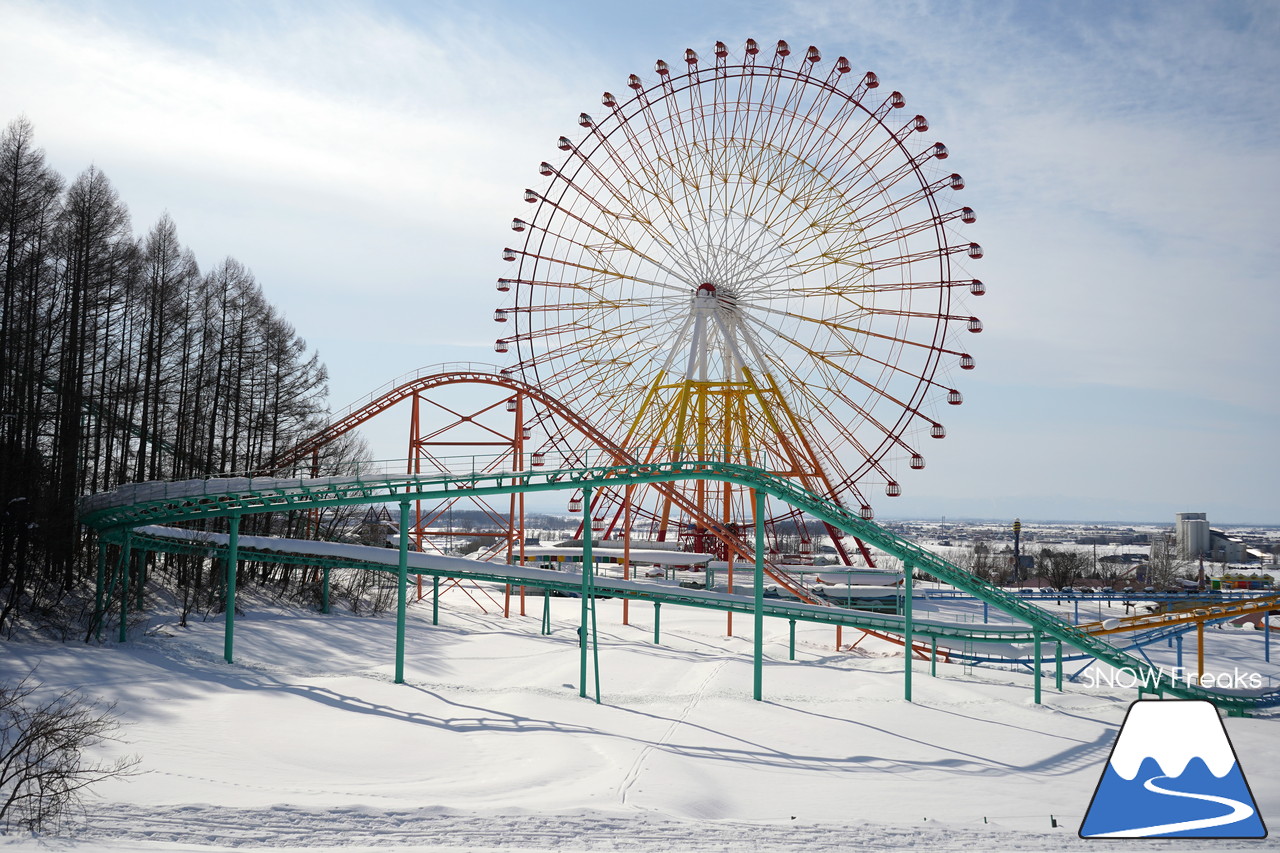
[2,0,1274,519]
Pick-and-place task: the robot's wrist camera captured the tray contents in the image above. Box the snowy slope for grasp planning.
[1,591,1277,851]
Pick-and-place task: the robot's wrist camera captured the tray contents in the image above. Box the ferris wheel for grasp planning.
[494,39,983,560]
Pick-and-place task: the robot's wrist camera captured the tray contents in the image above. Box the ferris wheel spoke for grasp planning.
[816,86,916,178]
[626,89,707,243]
[512,247,689,294]
[548,175,702,284]
[559,132,722,286]
[739,311,944,437]
[839,141,945,215]
[742,299,970,359]
[779,372,903,481]
[858,240,978,272]
[523,181,694,285]
[515,228,690,292]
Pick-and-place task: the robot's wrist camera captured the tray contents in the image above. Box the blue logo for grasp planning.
[1080,700,1266,839]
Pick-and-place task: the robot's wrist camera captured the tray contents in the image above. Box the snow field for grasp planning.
[1,585,1277,851]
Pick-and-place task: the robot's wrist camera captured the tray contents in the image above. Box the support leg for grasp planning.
[395,500,409,684]
[1033,628,1042,704]
[580,486,599,701]
[1055,641,1063,692]
[789,619,796,661]
[753,490,764,701]
[904,562,914,701]
[1197,620,1205,681]
[224,518,239,663]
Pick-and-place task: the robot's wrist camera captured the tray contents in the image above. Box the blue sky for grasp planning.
[1,0,1276,523]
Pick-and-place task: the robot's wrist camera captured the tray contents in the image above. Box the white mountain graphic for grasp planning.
[1108,700,1236,780]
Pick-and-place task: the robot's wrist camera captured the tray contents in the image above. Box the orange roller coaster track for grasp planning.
[272,364,829,605]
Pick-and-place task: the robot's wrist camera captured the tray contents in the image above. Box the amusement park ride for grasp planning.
[284,38,985,587]
[79,40,1280,712]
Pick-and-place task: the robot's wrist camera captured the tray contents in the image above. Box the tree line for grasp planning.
[0,116,346,635]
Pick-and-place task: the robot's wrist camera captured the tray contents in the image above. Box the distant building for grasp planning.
[1175,512,1252,563]
[1209,530,1247,563]
[1175,512,1211,560]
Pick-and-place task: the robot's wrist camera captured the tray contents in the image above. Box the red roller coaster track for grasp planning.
[274,365,824,602]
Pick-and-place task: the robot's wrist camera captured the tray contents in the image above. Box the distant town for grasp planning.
[353,506,1279,594]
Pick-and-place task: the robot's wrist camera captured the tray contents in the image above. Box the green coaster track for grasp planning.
[80,459,1278,712]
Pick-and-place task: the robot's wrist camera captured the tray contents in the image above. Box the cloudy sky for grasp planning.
[2,0,1276,524]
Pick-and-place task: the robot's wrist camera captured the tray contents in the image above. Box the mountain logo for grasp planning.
[1079,699,1267,839]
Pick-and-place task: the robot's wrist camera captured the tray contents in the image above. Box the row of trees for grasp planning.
[945,540,1193,590]
[0,117,337,634]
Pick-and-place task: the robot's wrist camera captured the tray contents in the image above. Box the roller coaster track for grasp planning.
[79,459,1280,711]
[1078,595,1280,637]
[118,525,1033,647]
[269,365,824,605]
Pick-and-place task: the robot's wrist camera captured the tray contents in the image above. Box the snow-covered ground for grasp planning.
[2,587,1278,851]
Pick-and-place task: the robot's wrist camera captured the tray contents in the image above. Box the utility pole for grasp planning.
[1012,518,1022,584]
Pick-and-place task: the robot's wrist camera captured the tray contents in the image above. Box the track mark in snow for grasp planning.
[618,658,728,807]
[67,803,1270,851]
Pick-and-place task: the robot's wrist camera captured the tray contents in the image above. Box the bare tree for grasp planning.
[1038,548,1091,590]
[0,118,337,635]
[1146,536,1192,590]
[0,671,140,832]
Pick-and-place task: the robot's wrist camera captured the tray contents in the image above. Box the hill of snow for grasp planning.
[2,591,1277,851]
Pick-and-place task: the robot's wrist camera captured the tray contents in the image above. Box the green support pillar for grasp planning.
[119,531,132,644]
[903,561,914,702]
[94,541,106,643]
[321,567,331,614]
[579,486,600,702]
[432,576,440,625]
[753,489,764,701]
[789,619,796,661]
[395,500,409,685]
[1033,628,1043,704]
[224,517,239,663]
[653,601,661,644]
[541,589,551,635]
[931,636,938,677]
[1055,641,1063,692]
